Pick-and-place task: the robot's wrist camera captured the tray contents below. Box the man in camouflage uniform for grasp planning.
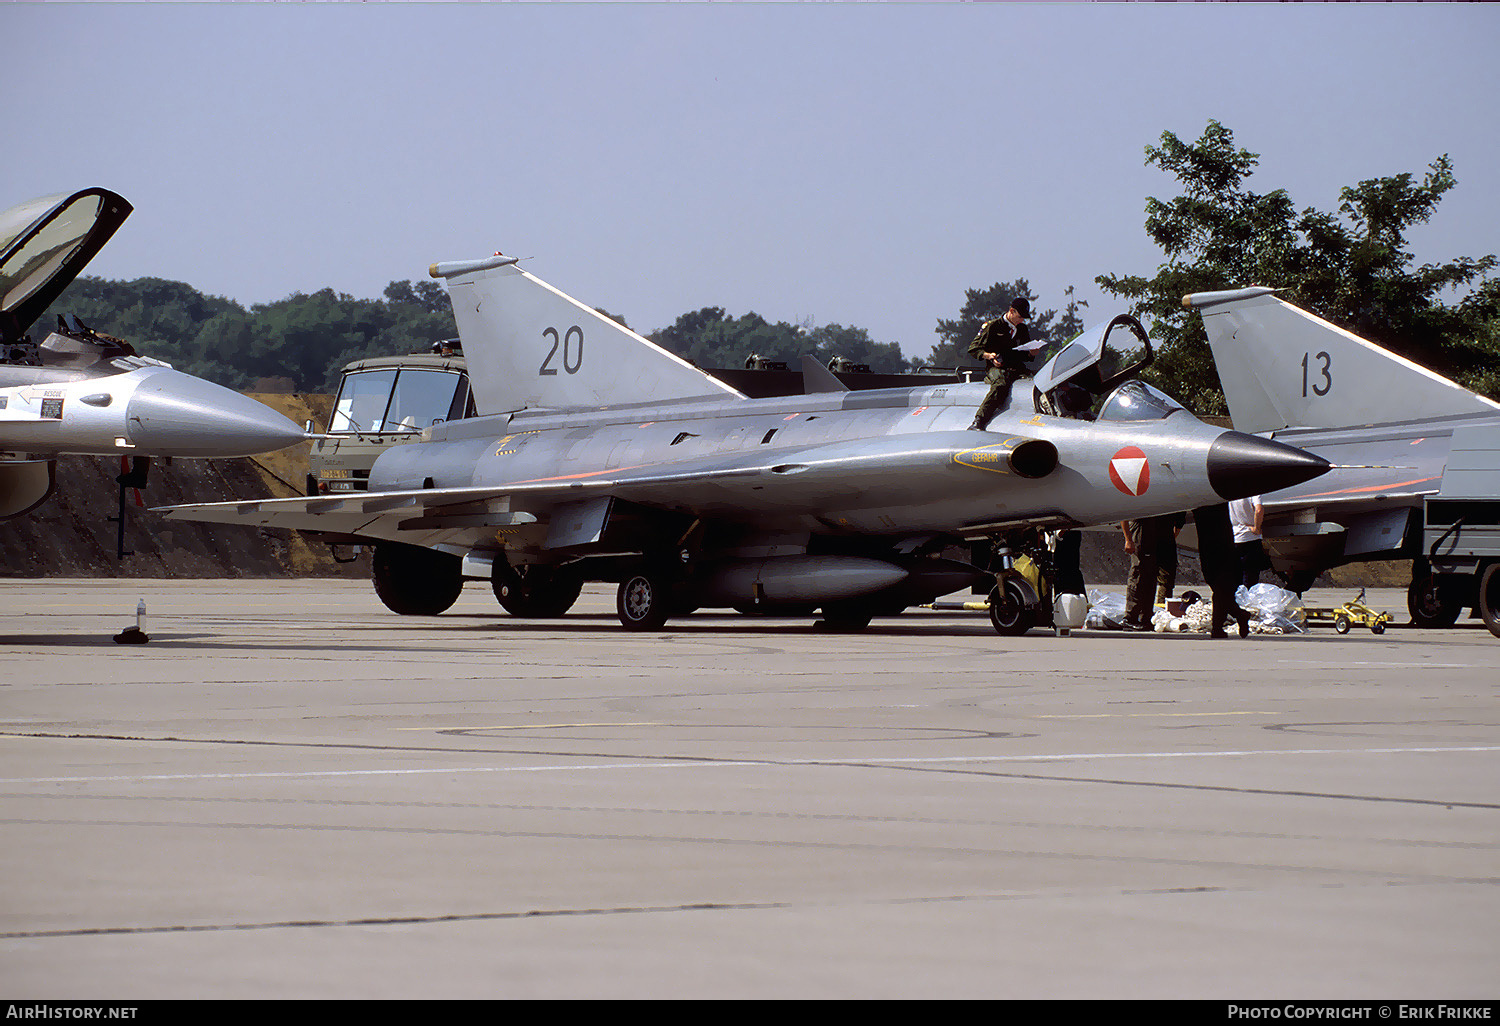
[1119,513,1174,630]
[967,297,1032,431]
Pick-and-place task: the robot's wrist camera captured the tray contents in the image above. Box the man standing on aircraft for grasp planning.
[967,297,1032,430]
[1230,494,1266,587]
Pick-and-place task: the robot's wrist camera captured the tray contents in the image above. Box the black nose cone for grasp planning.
[1207,430,1330,500]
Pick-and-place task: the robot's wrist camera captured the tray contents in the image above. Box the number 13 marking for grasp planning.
[1302,351,1331,397]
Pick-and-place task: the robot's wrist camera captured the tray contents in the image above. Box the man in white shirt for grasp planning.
[1229,494,1265,587]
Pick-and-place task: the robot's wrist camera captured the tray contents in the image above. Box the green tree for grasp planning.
[923,279,1087,371]
[802,323,907,373]
[33,276,242,365]
[1053,285,1089,345]
[649,308,908,374]
[650,307,749,367]
[34,275,459,393]
[1098,120,1499,413]
[383,278,449,315]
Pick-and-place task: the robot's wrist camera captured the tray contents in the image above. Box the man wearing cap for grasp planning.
[967,297,1033,431]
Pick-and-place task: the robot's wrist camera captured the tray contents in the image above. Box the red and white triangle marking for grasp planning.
[1109,446,1150,496]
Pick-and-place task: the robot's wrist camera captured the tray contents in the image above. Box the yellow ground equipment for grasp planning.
[1304,589,1393,635]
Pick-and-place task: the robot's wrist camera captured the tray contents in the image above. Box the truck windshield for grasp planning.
[386,369,468,431]
[329,368,469,433]
[330,369,396,433]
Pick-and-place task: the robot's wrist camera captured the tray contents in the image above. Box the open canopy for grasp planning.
[1032,313,1154,400]
[0,188,132,345]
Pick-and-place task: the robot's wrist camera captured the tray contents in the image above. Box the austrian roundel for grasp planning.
[1108,446,1150,496]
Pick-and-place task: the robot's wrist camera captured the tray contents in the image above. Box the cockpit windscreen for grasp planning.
[1096,380,1186,422]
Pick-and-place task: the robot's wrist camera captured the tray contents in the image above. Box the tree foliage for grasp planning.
[33,276,460,393]
[922,279,1088,371]
[30,276,911,392]
[648,308,908,373]
[1098,120,1499,413]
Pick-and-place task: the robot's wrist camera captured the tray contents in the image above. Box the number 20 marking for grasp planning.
[540,326,584,376]
[1302,350,1331,397]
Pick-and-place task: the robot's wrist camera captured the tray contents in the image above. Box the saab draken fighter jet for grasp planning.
[1186,287,1500,625]
[1,188,306,527]
[160,254,1329,632]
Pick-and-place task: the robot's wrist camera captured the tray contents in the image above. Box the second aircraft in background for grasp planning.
[1,187,308,539]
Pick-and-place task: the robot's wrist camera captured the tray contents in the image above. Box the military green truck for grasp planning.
[306,345,473,496]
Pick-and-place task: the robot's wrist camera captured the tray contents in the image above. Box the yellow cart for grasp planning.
[1304,589,1393,634]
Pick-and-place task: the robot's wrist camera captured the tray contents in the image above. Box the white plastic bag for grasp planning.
[1236,583,1306,634]
[1085,589,1127,629]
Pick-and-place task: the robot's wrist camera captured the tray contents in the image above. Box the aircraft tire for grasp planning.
[1479,563,1500,639]
[1273,568,1318,596]
[736,603,817,617]
[617,573,671,631]
[1407,562,1463,628]
[372,542,463,616]
[988,577,1038,636]
[493,565,582,618]
[817,602,873,632]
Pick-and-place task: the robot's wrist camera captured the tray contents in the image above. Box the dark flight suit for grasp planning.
[1053,529,1085,596]
[1193,503,1250,638]
[967,317,1031,430]
[1124,515,1174,629]
[1155,510,1187,603]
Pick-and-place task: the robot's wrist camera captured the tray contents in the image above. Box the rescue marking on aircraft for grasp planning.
[952,444,1012,474]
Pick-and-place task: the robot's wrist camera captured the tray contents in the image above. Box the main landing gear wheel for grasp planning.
[617,572,672,631]
[1480,564,1500,639]
[988,576,1038,636]
[372,542,463,616]
[493,564,582,618]
[1408,562,1462,628]
[817,601,874,632]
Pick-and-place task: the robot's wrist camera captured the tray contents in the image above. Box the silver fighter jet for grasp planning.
[1186,286,1500,625]
[160,254,1329,632]
[1,188,306,535]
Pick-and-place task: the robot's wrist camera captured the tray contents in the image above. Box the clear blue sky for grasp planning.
[6,2,1498,361]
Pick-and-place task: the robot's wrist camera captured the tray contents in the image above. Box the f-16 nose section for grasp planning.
[127,371,306,457]
[1207,430,1329,500]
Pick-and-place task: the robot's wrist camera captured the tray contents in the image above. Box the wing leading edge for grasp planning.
[156,431,1025,546]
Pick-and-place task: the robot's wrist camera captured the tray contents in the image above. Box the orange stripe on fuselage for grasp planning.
[508,464,651,485]
[1296,475,1439,498]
